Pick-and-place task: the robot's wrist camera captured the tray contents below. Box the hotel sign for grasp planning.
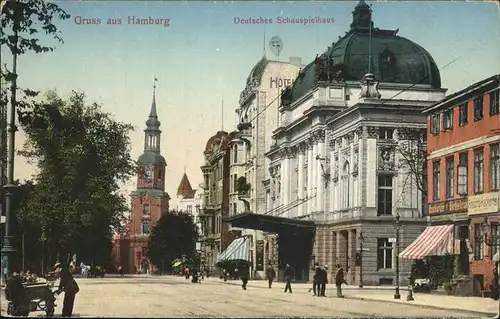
[468,191,500,216]
[428,198,468,215]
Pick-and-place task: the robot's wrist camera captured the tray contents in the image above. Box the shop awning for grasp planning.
[217,236,250,262]
[224,212,316,233]
[399,224,454,260]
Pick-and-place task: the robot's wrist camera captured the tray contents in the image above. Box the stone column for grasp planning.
[312,140,318,213]
[279,161,285,207]
[297,144,305,216]
[307,140,314,214]
[316,130,325,213]
[283,150,292,215]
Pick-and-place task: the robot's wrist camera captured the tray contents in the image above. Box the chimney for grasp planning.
[289,57,302,67]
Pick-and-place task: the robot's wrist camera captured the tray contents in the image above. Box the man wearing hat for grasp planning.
[320,265,329,297]
[55,262,79,317]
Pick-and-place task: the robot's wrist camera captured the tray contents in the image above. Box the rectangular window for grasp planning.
[377,238,393,269]
[233,145,238,163]
[443,108,453,130]
[457,152,468,196]
[143,204,150,216]
[233,174,238,192]
[492,224,499,258]
[474,223,484,260]
[490,89,500,116]
[432,160,441,201]
[233,202,237,215]
[377,174,393,216]
[431,114,440,134]
[187,205,192,214]
[490,143,500,191]
[474,149,484,193]
[378,128,394,140]
[474,96,484,121]
[142,221,151,235]
[445,157,454,199]
[459,102,468,126]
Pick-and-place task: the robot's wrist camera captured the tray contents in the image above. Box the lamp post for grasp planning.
[358,231,364,288]
[1,0,20,278]
[394,213,401,300]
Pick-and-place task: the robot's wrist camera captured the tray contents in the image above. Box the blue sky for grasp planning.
[6,0,500,204]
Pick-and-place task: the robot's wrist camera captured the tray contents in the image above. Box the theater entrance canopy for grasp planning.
[223,212,316,234]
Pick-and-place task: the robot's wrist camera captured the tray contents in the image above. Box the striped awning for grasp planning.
[217,237,249,262]
[399,225,454,260]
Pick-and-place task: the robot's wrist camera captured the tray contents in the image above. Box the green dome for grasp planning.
[288,1,441,103]
[246,56,268,85]
[138,151,166,166]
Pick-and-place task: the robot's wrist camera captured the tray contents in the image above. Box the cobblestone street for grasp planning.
[1,275,495,317]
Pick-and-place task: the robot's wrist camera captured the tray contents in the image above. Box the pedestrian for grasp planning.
[56,265,80,317]
[335,264,347,298]
[283,264,294,293]
[266,264,276,288]
[239,264,250,290]
[311,263,321,296]
[320,265,329,297]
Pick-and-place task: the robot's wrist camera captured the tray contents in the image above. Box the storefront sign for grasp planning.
[428,198,468,215]
[468,191,500,215]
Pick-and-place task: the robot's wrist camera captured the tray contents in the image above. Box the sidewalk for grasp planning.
[211,278,499,316]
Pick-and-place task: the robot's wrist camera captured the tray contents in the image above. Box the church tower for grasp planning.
[126,81,170,272]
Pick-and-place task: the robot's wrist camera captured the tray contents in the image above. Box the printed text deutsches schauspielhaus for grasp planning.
[234,17,335,25]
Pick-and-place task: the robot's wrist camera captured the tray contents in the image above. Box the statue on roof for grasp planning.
[359,73,381,99]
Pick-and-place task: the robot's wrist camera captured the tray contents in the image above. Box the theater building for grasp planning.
[422,74,500,295]
[226,0,446,285]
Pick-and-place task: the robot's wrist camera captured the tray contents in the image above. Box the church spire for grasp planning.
[144,77,161,152]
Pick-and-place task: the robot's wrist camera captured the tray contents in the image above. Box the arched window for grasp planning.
[342,161,350,209]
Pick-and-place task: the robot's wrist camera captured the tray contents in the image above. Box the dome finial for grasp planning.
[350,0,374,31]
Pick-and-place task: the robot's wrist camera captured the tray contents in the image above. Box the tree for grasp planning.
[16,91,136,270]
[396,127,427,200]
[147,211,199,274]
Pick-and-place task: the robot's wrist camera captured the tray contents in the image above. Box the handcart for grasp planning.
[5,279,57,317]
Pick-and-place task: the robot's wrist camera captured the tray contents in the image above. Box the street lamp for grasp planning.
[394,213,401,300]
[358,231,364,288]
[1,0,21,278]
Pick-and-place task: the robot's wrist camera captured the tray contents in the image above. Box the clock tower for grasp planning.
[114,82,170,274]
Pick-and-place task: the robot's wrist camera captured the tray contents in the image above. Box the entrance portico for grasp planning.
[224,212,316,281]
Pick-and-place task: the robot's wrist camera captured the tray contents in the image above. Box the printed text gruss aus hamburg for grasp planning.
[234,16,335,25]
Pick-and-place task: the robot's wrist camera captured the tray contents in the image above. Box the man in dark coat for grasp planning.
[239,264,250,290]
[56,266,80,317]
[335,264,346,298]
[266,264,276,288]
[283,264,294,293]
[5,272,30,315]
[312,263,321,296]
[320,265,329,296]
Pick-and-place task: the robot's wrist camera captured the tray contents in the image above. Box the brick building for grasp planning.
[422,74,500,295]
[199,131,239,273]
[112,90,170,274]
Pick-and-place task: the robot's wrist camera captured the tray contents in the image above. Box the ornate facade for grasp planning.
[264,1,447,285]
[229,56,302,278]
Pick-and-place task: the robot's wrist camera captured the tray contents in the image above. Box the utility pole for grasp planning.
[1,0,20,277]
[394,213,401,300]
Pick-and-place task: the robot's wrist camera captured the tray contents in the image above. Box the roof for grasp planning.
[246,56,268,85]
[138,151,166,165]
[288,1,441,103]
[423,74,500,114]
[177,173,195,198]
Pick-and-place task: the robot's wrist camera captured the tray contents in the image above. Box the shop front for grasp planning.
[468,191,500,296]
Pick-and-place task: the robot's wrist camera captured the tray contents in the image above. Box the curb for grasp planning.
[218,280,496,316]
[346,296,497,317]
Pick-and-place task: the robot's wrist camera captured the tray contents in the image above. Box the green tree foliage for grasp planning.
[147,211,199,274]
[16,91,136,270]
